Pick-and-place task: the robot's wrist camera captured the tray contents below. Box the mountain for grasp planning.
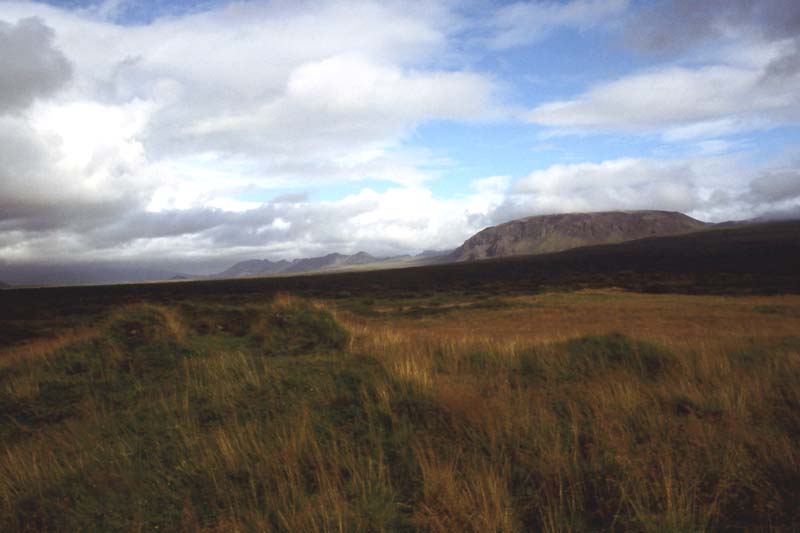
[283,253,354,273]
[218,211,710,278]
[218,251,383,278]
[218,259,292,278]
[0,281,9,289]
[416,249,454,258]
[343,251,379,266]
[450,210,708,262]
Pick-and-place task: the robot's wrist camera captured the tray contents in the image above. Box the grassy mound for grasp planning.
[561,332,676,379]
[0,298,358,530]
[257,299,350,356]
[179,302,257,337]
[174,297,349,357]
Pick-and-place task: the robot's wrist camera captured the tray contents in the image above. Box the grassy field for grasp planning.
[1,286,799,531]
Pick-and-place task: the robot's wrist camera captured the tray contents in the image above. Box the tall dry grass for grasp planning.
[0,291,798,530]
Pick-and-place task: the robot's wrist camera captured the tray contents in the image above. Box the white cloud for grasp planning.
[180,52,499,164]
[488,0,630,49]
[524,3,800,140]
[0,1,498,175]
[0,97,156,234]
[526,55,800,138]
[696,139,736,155]
[507,158,704,215]
[1,182,504,267]
[497,155,798,223]
[0,0,506,267]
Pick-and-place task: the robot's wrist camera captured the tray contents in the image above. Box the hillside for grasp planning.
[217,258,293,277]
[217,250,447,278]
[217,252,382,278]
[450,210,707,261]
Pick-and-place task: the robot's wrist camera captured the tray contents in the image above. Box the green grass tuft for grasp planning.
[259,302,350,356]
[561,332,676,379]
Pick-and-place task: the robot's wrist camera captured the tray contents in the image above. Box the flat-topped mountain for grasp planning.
[450,210,708,262]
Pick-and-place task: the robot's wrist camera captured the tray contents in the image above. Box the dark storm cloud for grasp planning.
[0,17,71,113]
[85,208,232,247]
[0,118,54,214]
[59,194,378,252]
[745,166,800,204]
[0,18,84,235]
[0,198,136,234]
[761,41,800,85]
[627,0,800,54]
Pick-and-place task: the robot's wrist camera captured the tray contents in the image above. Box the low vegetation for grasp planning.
[1,290,799,531]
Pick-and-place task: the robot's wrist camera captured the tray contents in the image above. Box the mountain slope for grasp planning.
[218,252,383,278]
[450,210,708,261]
[217,259,292,278]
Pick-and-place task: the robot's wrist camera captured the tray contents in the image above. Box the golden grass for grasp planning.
[363,289,800,349]
[1,289,798,530]
[0,327,101,370]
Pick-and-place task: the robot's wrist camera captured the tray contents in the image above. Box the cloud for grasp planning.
[695,139,737,155]
[0,0,506,272]
[495,155,800,224]
[626,0,800,54]
[0,17,71,113]
[746,166,800,204]
[760,40,800,86]
[523,0,800,139]
[0,182,504,269]
[487,0,629,49]
[501,158,704,220]
[0,98,156,231]
[525,46,800,139]
[178,52,499,162]
[0,1,500,197]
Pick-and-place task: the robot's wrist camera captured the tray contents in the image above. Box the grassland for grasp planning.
[1,285,799,531]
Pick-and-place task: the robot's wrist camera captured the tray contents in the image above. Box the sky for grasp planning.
[1,0,799,282]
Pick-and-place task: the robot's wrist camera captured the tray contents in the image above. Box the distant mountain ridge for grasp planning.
[219,251,390,278]
[217,210,714,279]
[217,247,458,278]
[450,210,708,262]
